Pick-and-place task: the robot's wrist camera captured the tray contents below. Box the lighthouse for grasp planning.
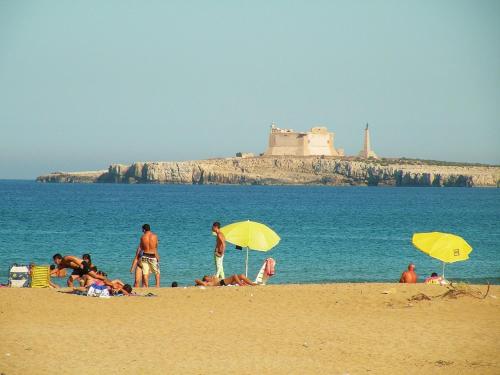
[358,124,378,159]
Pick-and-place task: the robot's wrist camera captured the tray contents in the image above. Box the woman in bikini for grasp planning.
[195,274,256,287]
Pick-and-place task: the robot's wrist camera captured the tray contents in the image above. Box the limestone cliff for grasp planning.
[36,157,500,187]
[37,170,108,183]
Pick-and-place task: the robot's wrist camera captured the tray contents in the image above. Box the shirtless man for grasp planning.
[195,274,256,287]
[399,263,418,283]
[212,222,226,279]
[67,253,95,286]
[132,224,160,288]
[52,254,106,287]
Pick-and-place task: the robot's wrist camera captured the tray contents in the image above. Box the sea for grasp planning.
[0,180,499,286]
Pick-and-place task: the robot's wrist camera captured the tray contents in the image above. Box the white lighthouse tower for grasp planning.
[358,124,378,159]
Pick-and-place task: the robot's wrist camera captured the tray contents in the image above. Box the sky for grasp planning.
[0,0,499,179]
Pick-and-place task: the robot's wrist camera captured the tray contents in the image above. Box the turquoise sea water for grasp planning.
[0,180,499,286]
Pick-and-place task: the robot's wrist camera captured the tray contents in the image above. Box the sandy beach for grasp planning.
[1,283,499,375]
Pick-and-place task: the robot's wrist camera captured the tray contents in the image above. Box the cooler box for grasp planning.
[8,265,30,288]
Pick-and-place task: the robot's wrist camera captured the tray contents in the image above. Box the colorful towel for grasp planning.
[265,258,276,276]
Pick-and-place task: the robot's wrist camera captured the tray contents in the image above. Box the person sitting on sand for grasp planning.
[195,274,256,287]
[424,272,448,285]
[48,265,63,288]
[399,263,418,283]
[52,254,107,287]
[50,264,67,278]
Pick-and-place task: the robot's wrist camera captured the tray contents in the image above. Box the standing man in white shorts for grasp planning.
[134,224,160,287]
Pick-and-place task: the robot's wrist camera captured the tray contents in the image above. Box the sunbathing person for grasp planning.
[74,275,132,296]
[424,272,448,285]
[80,271,107,288]
[195,274,256,287]
[52,254,106,287]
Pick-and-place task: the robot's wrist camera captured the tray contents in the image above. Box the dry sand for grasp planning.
[1,283,499,375]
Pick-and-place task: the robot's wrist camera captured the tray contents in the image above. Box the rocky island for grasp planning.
[37,156,500,187]
[36,125,500,187]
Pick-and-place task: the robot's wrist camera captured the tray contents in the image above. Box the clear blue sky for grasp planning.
[1,1,499,179]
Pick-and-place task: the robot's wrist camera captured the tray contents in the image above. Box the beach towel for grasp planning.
[60,289,156,298]
[265,258,276,276]
[254,258,277,285]
[8,264,30,288]
[30,265,50,288]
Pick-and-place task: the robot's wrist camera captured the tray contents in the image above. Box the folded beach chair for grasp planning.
[254,258,276,285]
[8,264,30,288]
[30,265,51,288]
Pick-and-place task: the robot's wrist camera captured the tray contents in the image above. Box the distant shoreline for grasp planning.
[36,156,500,187]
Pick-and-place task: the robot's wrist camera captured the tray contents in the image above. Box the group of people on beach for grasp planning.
[51,253,133,295]
[399,263,448,285]
[127,222,256,287]
[51,223,446,292]
[51,222,257,292]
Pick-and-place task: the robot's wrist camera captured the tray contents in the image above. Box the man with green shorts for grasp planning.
[212,222,225,279]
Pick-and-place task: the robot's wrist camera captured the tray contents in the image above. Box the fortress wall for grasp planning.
[265,126,340,157]
[305,133,335,156]
[266,133,307,156]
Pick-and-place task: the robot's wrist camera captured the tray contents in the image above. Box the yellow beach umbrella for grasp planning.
[412,232,473,278]
[220,220,280,276]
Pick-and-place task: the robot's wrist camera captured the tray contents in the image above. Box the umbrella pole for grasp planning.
[442,262,445,279]
[245,247,249,277]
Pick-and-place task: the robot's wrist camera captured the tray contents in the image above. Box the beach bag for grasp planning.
[8,264,30,288]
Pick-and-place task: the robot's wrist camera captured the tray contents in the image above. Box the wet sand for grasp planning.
[1,283,499,374]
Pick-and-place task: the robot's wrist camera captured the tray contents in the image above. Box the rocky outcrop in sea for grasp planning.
[36,157,500,187]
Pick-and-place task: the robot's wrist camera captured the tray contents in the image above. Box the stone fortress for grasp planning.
[263,122,378,159]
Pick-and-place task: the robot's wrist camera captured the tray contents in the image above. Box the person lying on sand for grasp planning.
[72,276,132,296]
[52,254,107,287]
[195,274,256,287]
[80,271,108,288]
[424,272,448,285]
